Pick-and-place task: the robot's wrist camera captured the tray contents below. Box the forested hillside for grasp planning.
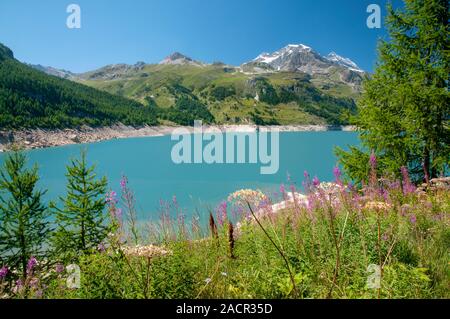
[0,43,158,129]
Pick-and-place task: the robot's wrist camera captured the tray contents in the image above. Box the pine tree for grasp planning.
[0,152,50,278]
[52,150,109,259]
[337,0,449,183]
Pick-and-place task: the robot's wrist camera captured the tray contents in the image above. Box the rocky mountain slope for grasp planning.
[242,44,365,88]
[28,64,76,79]
[159,52,204,66]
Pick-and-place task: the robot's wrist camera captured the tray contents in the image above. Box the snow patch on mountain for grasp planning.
[325,52,363,73]
[253,52,278,64]
[250,44,365,75]
[253,43,314,65]
[287,44,311,50]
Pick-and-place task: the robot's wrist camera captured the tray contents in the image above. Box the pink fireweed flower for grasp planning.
[302,170,312,193]
[108,206,122,226]
[158,199,170,218]
[400,204,411,216]
[98,243,106,252]
[0,266,8,279]
[106,191,118,204]
[16,279,24,289]
[257,198,273,219]
[30,277,39,289]
[279,184,287,200]
[303,170,310,179]
[347,181,354,191]
[216,201,228,226]
[410,214,417,224]
[120,175,128,190]
[401,166,416,194]
[312,176,320,188]
[27,256,37,274]
[55,264,64,274]
[388,180,401,191]
[333,166,342,184]
[290,184,296,194]
[305,194,319,221]
[306,196,314,212]
[257,198,271,210]
[369,151,377,169]
[114,208,123,221]
[379,188,389,201]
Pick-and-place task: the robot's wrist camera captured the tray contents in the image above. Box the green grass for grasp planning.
[10,177,448,299]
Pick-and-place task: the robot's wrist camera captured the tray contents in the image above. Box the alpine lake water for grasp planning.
[0,131,359,224]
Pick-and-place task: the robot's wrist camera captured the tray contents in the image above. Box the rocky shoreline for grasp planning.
[0,124,356,152]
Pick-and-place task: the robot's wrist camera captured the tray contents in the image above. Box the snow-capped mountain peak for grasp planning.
[249,43,331,74]
[248,44,364,75]
[325,52,363,73]
[242,44,366,86]
[253,52,272,62]
[252,43,315,66]
[286,44,311,50]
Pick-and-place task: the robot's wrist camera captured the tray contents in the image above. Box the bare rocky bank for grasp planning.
[0,124,356,152]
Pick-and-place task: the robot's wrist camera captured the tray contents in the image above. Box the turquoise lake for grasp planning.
[0,132,359,222]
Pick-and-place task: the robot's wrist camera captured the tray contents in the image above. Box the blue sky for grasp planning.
[0,0,401,73]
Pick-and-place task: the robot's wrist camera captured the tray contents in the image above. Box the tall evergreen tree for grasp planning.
[337,0,449,183]
[0,152,50,278]
[52,151,109,259]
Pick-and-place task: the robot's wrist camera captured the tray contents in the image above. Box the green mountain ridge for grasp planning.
[74,55,362,125]
[1,43,364,129]
[0,43,159,130]
[0,44,14,61]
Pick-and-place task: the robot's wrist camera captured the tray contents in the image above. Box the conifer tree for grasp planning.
[337,0,449,183]
[52,150,109,259]
[0,152,50,278]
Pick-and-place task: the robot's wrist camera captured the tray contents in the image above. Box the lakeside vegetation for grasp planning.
[0,150,448,299]
[0,0,448,300]
[337,0,449,184]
